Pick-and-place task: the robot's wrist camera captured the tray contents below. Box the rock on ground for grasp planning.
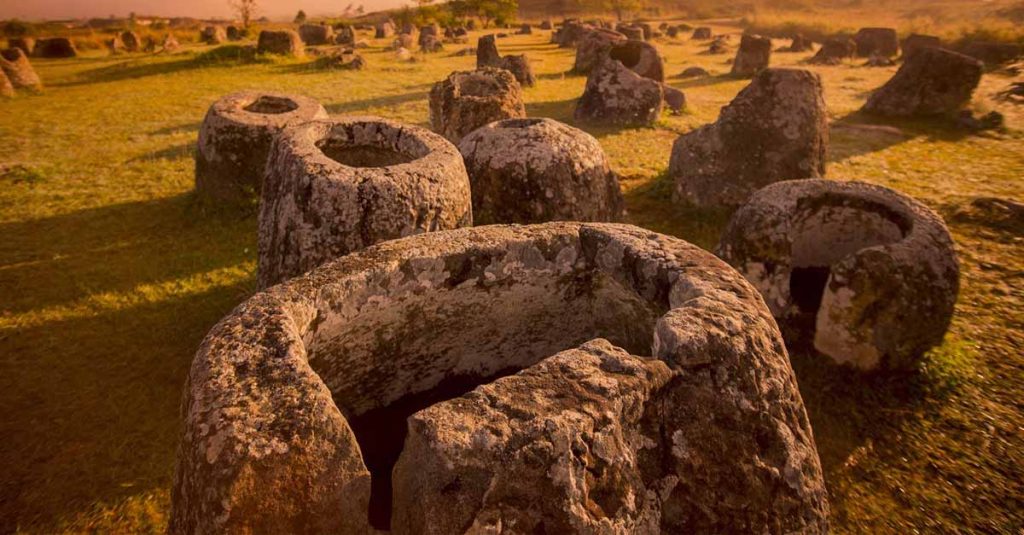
[8,37,34,55]
[120,31,141,52]
[256,116,472,288]
[808,37,855,65]
[608,39,664,82]
[662,85,686,114]
[573,28,627,74]
[958,41,1023,66]
[428,68,526,144]
[257,30,304,56]
[670,68,828,207]
[375,21,395,38]
[716,179,960,371]
[692,27,712,39]
[863,47,982,117]
[195,91,328,203]
[679,66,710,78]
[575,57,664,127]
[782,34,814,52]
[299,24,335,45]
[901,33,941,60]
[32,37,76,58]
[170,222,828,534]
[160,34,181,53]
[0,48,41,90]
[854,27,899,57]
[200,26,227,45]
[732,33,772,77]
[458,118,624,224]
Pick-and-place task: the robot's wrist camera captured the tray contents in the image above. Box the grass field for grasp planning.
[1,21,1022,533]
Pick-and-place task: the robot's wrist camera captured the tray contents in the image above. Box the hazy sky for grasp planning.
[1,0,412,21]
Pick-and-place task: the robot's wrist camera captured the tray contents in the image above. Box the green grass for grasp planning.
[1,21,1023,533]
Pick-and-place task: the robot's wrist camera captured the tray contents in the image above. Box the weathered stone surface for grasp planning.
[120,31,141,52]
[200,25,227,45]
[955,109,1004,132]
[716,179,959,371]
[8,37,34,55]
[863,47,982,117]
[257,30,304,56]
[107,35,125,55]
[394,340,671,534]
[171,222,828,534]
[195,91,328,203]
[0,48,42,90]
[540,20,553,30]
[334,24,355,45]
[375,21,395,38]
[670,68,828,207]
[419,24,441,48]
[429,68,526,144]
[476,34,501,68]
[316,49,365,70]
[808,37,855,65]
[691,27,712,39]
[299,24,335,45]
[854,27,899,57]
[901,33,941,60]
[393,32,415,51]
[161,34,181,53]
[662,84,686,114]
[518,23,532,35]
[499,54,535,87]
[617,24,645,41]
[458,118,624,224]
[732,33,772,77]
[226,25,242,41]
[782,34,814,52]
[574,28,627,74]
[257,116,473,287]
[575,57,664,126]
[706,38,728,55]
[419,34,443,53]
[556,20,593,48]
[475,34,535,86]
[637,22,654,39]
[608,39,664,82]
[33,37,76,58]
[959,41,1023,66]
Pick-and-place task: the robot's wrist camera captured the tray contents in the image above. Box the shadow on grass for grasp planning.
[829,111,974,163]
[130,142,195,162]
[56,46,269,87]
[0,279,253,532]
[785,337,970,523]
[0,192,255,316]
[668,73,740,89]
[150,122,200,136]
[620,171,732,250]
[525,97,577,123]
[325,90,428,115]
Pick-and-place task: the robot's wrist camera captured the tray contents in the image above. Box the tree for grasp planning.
[603,0,644,20]
[471,0,518,27]
[229,0,257,28]
[294,10,307,23]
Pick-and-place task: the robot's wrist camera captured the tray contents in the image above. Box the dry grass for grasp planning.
[1,19,1022,533]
